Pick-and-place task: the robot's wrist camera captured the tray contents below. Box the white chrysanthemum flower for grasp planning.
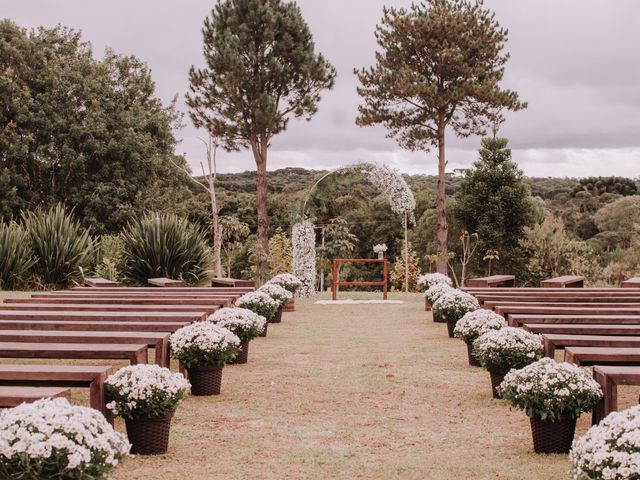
[454,309,507,343]
[258,283,293,307]
[207,307,266,341]
[473,327,543,370]
[432,290,480,322]
[268,273,302,293]
[417,273,453,291]
[292,220,316,298]
[571,404,640,479]
[0,398,129,479]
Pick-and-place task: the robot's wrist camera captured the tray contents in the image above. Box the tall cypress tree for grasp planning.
[454,136,535,275]
[187,0,336,277]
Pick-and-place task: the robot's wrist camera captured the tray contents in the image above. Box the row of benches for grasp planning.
[463,278,640,424]
[0,280,256,421]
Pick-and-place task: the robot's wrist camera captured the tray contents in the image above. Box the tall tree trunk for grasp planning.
[436,124,449,274]
[250,135,270,283]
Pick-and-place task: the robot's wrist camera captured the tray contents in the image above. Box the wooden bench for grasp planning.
[564,346,640,366]
[70,287,254,293]
[0,342,148,364]
[84,277,118,287]
[523,323,640,336]
[465,275,515,288]
[148,277,185,287]
[592,366,640,424]
[0,320,189,332]
[0,331,170,367]
[22,295,233,308]
[509,314,640,327]
[540,275,585,288]
[211,278,255,288]
[621,277,640,288]
[0,386,70,407]
[542,334,640,358]
[0,302,222,314]
[0,310,206,323]
[483,301,640,310]
[496,305,640,320]
[0,365,112,421]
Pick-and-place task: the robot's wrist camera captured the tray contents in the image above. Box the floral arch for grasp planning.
[292,162,416,297]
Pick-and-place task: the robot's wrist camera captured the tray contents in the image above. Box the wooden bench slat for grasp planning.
[84,277,118,287]
[542,334,640,357]
[465,275,515,288]
[0,386,70,407]
[148,277,185,287]
[564,346,640,366]
[0,342,148,364]
[0,311,206,322]
[0,303,222,314]
[540,275,584,288]
[0,320,188,332]
[523,323,640,336]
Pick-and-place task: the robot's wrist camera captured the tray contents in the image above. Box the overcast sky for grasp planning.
[5,0,640,177]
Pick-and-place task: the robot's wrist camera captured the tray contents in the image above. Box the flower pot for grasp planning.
[424,300,432,312]
[125,412,173,455]
[529,415,577,454]
[465,341,481,367]
[269,306,283,324]
[446,319,457,338]
[433,311,446,323]
[259,321,268,337]
[188,364,224,396]
[488,367,510,399]
[283,297,295,312]
[228,339,250,365]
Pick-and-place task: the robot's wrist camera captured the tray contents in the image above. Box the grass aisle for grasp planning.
[113,292,577,479]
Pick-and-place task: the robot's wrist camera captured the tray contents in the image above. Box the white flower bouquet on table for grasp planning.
[373,244,387,253]
[571,404,640,479]
[500,358,602,421]
[170,322,240,368]
[105,364,190,420]
[208,307,266,342]
[0,398,129,480]
[268,273,302,294]
[235,290,280,321]
[258,283,293,308]
[417,273,453,291]
[473,327,543,371]
[454,309,507,344]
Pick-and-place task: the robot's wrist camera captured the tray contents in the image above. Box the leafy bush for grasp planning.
[94,235,125,282]
[0,222,35,289]
[121,213,212,285]
[23,205,94,288]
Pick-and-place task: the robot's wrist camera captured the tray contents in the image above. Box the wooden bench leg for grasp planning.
[154,338,169,367]
[543,338,556,358]
[592,371,617,425]
[90,372,113,426]
[132,348,148,365]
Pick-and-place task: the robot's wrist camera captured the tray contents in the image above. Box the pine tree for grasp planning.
[187,0,336,280]
[454,136,534,274]
[355,0,526,273]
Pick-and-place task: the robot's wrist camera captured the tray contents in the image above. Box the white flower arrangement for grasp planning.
[424,283,455,304]
[105,364,190,420]
[268,273,302,293]
[473,327,544,371]
[363,163,416,222]
[258,282,293,307]
[417,273,453,291]
[571,404,640,480]
[373,243,387,253]
[207,307,266,342]
[453,309,507,343]
[499,358,602,421]
[432,290,480,322]
[170,322,240,368]
[0,398,130,480]
[235,290,280,320]
[292,220,316,297]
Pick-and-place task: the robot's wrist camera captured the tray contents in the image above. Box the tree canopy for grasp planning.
[0,20,192,233]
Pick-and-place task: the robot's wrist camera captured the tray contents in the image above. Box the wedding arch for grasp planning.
[292,162,416,297]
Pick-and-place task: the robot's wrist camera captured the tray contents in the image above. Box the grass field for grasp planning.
[1,291,639,479]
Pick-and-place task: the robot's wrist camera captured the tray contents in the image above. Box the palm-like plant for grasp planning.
[121,213,212,285]
[22,205,94,288]
[0,222,35,289]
